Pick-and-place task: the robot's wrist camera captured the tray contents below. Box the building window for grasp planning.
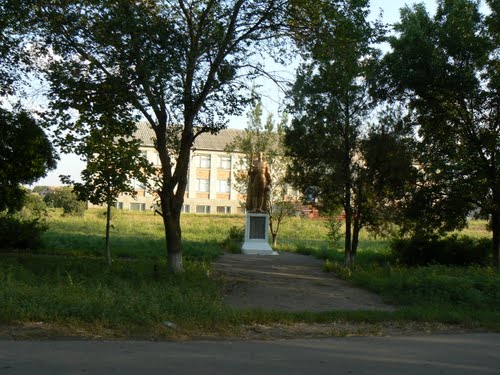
[197,178,210,192]
[130,202,146,211]
[220,156,231,169]
[217,179,230,193]
[198,155,211,169]
[141,150,148,160]
[196,205,211,214]
[182,204,190,213]
[217,206,231,214]
[116,202,124,209]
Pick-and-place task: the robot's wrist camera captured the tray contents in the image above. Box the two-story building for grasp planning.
[115,122,247,214]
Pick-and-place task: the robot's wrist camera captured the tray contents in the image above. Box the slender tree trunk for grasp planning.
[492,196,500,269]
[493,215,499,270]
[105,200,112,266]
[272,232,277,248]
[344,190,353,268]
[351,217,360,262]
[163,207,183,273]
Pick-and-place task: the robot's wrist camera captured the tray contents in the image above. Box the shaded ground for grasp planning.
[213,252,395,312]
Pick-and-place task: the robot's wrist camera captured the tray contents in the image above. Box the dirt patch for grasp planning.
[213,252,395,312]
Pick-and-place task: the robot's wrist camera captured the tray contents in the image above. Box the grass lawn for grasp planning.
[1,210,498,337]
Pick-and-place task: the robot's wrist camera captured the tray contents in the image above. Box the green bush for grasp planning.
[221,225,244,253]
[19,194,48,219]
[391,235,491,266]
[44,187,86,216]
[0,214,48,251]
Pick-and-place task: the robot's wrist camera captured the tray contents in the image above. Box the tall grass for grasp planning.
[0,254,230,332]
[1,209,498,335]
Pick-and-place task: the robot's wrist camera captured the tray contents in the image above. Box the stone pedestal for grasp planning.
[241,212,277,255]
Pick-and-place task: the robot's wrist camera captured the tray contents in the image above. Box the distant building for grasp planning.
[35,186,60,199]
[115,123,247,214]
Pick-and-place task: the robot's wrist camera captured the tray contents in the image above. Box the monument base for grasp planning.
[241,239,277,255]
[241,212,278,255]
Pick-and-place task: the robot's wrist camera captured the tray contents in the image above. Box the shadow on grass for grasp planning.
[41,231,223,262]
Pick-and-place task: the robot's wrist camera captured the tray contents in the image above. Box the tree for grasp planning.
[61,115,152,265]
[0,2,57,213]
[381,0,500,267]
[0,108,57,213]
[0,0,31,98]
[44,186,86,216]
[27,0,289,273]
[286,0,379,266]
[226,94,296,247]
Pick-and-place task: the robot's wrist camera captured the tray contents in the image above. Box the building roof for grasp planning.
[134,121,244,151]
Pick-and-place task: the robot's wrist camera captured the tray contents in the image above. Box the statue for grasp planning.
[246,153,271,213]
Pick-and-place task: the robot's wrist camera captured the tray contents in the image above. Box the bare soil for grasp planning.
[211,252,474,338]
[213,252,395,312]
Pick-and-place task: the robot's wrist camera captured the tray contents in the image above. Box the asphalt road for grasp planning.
[1,333,499,374]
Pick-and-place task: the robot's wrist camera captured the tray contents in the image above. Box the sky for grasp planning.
[34,0,439,187]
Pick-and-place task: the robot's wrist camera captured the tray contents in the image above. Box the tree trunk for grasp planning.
[272,232,277,248]
[105,201,112,266]
[344,191,353,268]
[492,208,500,270]
[351,217,360,261]
[163,210,183,273]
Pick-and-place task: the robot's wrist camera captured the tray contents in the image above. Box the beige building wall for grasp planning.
[115,144,246,215]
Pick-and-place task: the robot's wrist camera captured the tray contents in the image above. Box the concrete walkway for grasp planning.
[213,252,395,312]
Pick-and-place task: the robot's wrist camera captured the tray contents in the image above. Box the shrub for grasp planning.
[19,194,48,219]
[221,225,244,253]
[391,234,491,266]
[45,187,86,216]
[0,214,48,251]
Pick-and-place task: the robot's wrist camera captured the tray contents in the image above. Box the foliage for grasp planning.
[359,107,418,237]
[380,0,500,267]
[0,215,47,251]
[19,193,48,219]
[60,107,152,265]
[0,108,57,213]
[45,187,86,216]
[0,0,32,97]
[221,225,244,253]
[286,0,387,266]
[324,211,343,249]
[27,0,290,273]
[390,235,491,267]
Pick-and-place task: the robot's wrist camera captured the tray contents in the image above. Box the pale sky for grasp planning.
[35,0,439,187]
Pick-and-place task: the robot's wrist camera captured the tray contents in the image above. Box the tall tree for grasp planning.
[27,0,289,272]
[381,0,500,267]
[286,0,379,266]
[0,108,57,213]
[1,1,57,208]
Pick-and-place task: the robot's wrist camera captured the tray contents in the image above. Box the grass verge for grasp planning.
[1,211,498,338]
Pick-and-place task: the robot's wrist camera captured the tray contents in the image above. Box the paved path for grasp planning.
[214,252,394,311]
[1,334,499,374]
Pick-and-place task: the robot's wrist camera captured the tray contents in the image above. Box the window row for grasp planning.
[196,179,231,193]
[143,150,242,170]
[115,202,234,214]
[197,155,232,169]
